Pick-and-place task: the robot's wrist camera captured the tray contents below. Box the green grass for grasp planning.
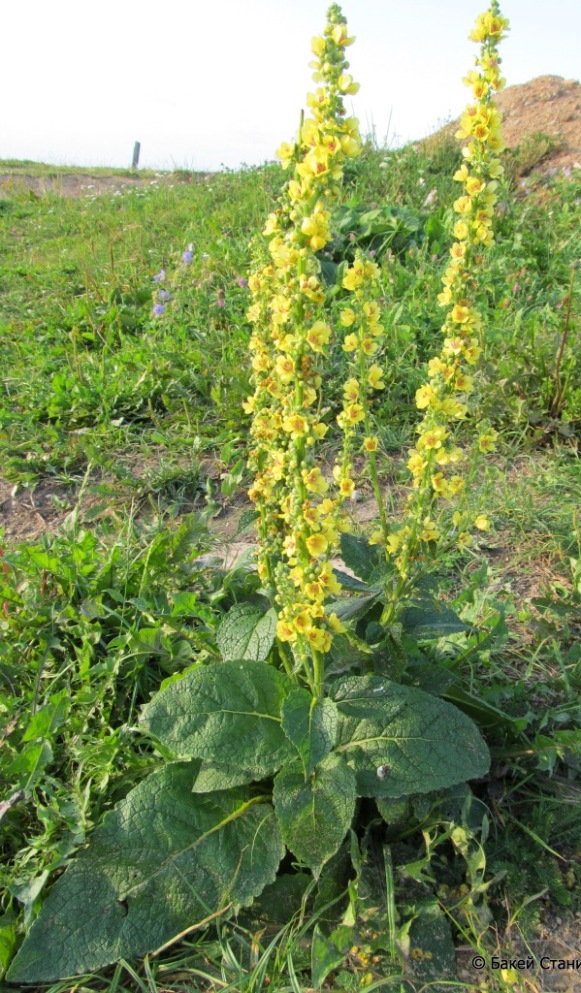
[1,142,580,991]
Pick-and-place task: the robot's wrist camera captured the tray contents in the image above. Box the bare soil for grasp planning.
[428,74,581,176]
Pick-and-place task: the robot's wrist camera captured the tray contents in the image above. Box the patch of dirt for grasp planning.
[0,170,210,199]
[456,914,581,991]
[426,74,581,176]
[0,476,76,544]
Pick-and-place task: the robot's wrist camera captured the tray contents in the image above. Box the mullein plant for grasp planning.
[375,1,509,622]
[246,2,509,687]
[245,4,362,696]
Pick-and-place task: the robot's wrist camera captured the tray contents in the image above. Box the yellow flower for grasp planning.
[465,175,485,195]
[275,143,295,169]
[343,262,365,291]
[276,618,296,642]
[360,337,378,356]
[415,385,437,409]
[306,533,329,557]
[478,430,498,452]
[453,220,469,240]
[338,73,360,95]
[463,341,482,364]
[342,334,358,352]
[386,533,403,554]
[474,514,489,531]
[451,303,471,324]
[275,355,295,382]
[453,195,472,215]
[363,436,378,452]
[420,518,440,542]
[407,450,425,476]
[339,477,355,498]
[368,365,385,390]
[282,413,308,438]
[344,403,365,425]
[302,467,329,495]
[311,35,325,56]
[417,426,448,450]
[331,23,355,46]
[328,612,346,634]
[293,610,313,635]
[343,377,360,401]
[306,626,332,653]
[340,307,356,327]
[301,209,331,250]
[306,320,332,352]
[318,562,342,595]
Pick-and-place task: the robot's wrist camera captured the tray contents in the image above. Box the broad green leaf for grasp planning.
[141,660,295,778]
[273,754,357,875]
[332,592,380,623]
[217,602,276,662]
[339,533,382,583]
[331,676,489,798]
[281,688,338,776]
[401,600,467,640]
[0,911,17,980]
[192,762,257,792]
[8,764,284,983]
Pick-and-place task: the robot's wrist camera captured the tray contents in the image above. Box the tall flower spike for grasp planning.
[245,5,362,694]
[382,2,509,617]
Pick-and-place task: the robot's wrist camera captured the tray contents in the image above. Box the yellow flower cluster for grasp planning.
[386,2,508,582]
[334,251,389,540]
[245,4,362,688]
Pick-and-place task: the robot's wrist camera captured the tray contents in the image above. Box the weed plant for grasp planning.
[0,3,580,991]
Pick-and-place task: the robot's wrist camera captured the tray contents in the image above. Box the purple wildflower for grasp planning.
[158,289,171,301]
[237,277,248,289]
[216,298,225,308]
[153,268,166,283]
[182,250,193,263]
[153,303,165,316]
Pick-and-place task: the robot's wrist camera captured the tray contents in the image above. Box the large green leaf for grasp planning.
[273,754,357,875]
[331,676,489,798]
[8,763,284,983]
[400,600,467,640]
[281,688,338,776]
[216,602,277,662]
[141,660,295,778]
[339,533,382,583]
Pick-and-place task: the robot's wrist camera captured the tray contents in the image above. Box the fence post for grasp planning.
[131,141,141,169]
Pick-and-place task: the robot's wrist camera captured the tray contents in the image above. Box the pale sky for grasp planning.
[2,0,580,171]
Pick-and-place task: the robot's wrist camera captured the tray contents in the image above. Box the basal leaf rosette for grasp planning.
[383,3,508,605]
[245,5,363,692]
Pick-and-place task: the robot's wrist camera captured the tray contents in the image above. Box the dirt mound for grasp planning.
[427,75,581,176]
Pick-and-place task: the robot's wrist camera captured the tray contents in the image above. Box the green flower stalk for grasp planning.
[245,4,362,693]
[381,2,509,620]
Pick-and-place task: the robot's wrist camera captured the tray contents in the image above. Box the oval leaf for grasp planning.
[8,763,284,983]
[217,602,276,662]
[281,688,338,776]
[273,754,357,875]
[332,676,489,798]
[141,660,295,778]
